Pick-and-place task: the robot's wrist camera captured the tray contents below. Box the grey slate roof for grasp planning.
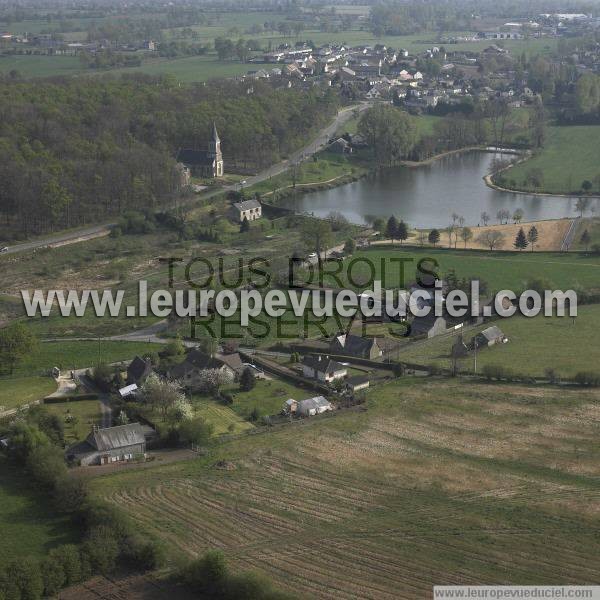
[176,148,214,166]
[298,396,331,411]
[302,355,346,374]
[127,356,152,384]
[332,334,379,358]
[479,326,504,341]
[87,423,145,452]
[346,375,369,386]
[233,199,261,212]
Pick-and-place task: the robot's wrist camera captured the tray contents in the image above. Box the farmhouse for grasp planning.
[231,198,262,222]
[301,356,347,383]
[330,333,382,359]
[168,349,243,389]
[297,396,332,417]
[409,315,448,338]
[474,326,506,348]
[66,423,147,466]
[177,123,224,178]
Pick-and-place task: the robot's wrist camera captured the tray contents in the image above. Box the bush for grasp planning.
[48,545,84,586]
[41,555,67,597]
[0,558,44,600]
[574,371,600,386]
[482,365,514,380]
[120,534,165,571]
[27,444,68,489]
[81,526,120,575]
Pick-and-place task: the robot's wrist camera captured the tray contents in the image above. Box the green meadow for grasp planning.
[504,126,600,194]
[0,457,78,562]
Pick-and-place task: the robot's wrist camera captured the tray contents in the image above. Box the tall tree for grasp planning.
[580,229,591,251]
[514,227,528,251]
[527,225,539,251]
[428,229,440,247]
[385,215,398,242]
[396,220,409,244]
[0,323,37,375]
[460,226,473,248]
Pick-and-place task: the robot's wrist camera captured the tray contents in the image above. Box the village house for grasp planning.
[330,333,382,360]
[176,123,224,178]
[409,315,448,338]
[301,356,347,383]
[127,355,153,386]
[231,198,262,222]
[66,423,148,466]
[297,396,333,417]
[168,349,243,389]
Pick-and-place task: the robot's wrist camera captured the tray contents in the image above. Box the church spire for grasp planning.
[212,121,220,144]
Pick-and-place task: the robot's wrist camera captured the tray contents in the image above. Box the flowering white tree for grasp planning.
[167,398,194,425]
[197,368,233,394]
[142,374,187,419]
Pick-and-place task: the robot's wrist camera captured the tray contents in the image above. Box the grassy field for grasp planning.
[400,303,600,377]
[573,217,600,250]
[0,376,57,411]
[45,398,103,444]
[321,246,600,292]
[91,378,600,598]
[503,126,600,194]
[0,456,78,563]
[11,340,163,377]
[224,378,315,420]
[192,399,254,435]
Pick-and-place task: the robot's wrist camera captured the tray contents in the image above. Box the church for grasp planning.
[177,122,224,178]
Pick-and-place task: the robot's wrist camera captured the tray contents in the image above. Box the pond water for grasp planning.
[281,151,599,228]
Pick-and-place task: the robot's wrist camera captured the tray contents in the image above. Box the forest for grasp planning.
[0,76,338,236]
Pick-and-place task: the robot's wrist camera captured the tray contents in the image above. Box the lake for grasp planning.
[281,151,600,228]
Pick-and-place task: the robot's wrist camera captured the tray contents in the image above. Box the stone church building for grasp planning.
[177,122,224,178]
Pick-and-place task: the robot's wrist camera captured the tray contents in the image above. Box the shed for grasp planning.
[345,376,370,393]
[297,396,332,417]
[474,326,505,348]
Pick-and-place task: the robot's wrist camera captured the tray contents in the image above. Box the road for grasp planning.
[2,103,367,256]
[561,217,580,252]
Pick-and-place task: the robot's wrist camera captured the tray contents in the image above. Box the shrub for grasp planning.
[482,365,514,380]
[82,526,120,575]
[26,444,68,489]
[120,534,165,571]
[0,558,44,600]
[48,545,83,586]
[574,371,600,386]
[41,555,66,597]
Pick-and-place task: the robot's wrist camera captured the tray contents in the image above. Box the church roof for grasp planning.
[177,148,215,166]
[212,122,220,144]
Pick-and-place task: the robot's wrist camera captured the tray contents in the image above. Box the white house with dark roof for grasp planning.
[301,356,347,383]
[231,198,262,222]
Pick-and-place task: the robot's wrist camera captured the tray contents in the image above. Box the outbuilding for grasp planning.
[297,396,332,417]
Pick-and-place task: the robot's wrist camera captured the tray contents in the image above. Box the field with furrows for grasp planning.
[94,379,600,599]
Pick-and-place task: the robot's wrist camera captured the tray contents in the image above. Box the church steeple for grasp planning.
[211,122,220,144]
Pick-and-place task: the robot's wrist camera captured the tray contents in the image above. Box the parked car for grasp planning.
[0,246,8,253]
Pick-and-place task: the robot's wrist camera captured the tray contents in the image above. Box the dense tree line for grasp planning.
[0,76,338,236]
